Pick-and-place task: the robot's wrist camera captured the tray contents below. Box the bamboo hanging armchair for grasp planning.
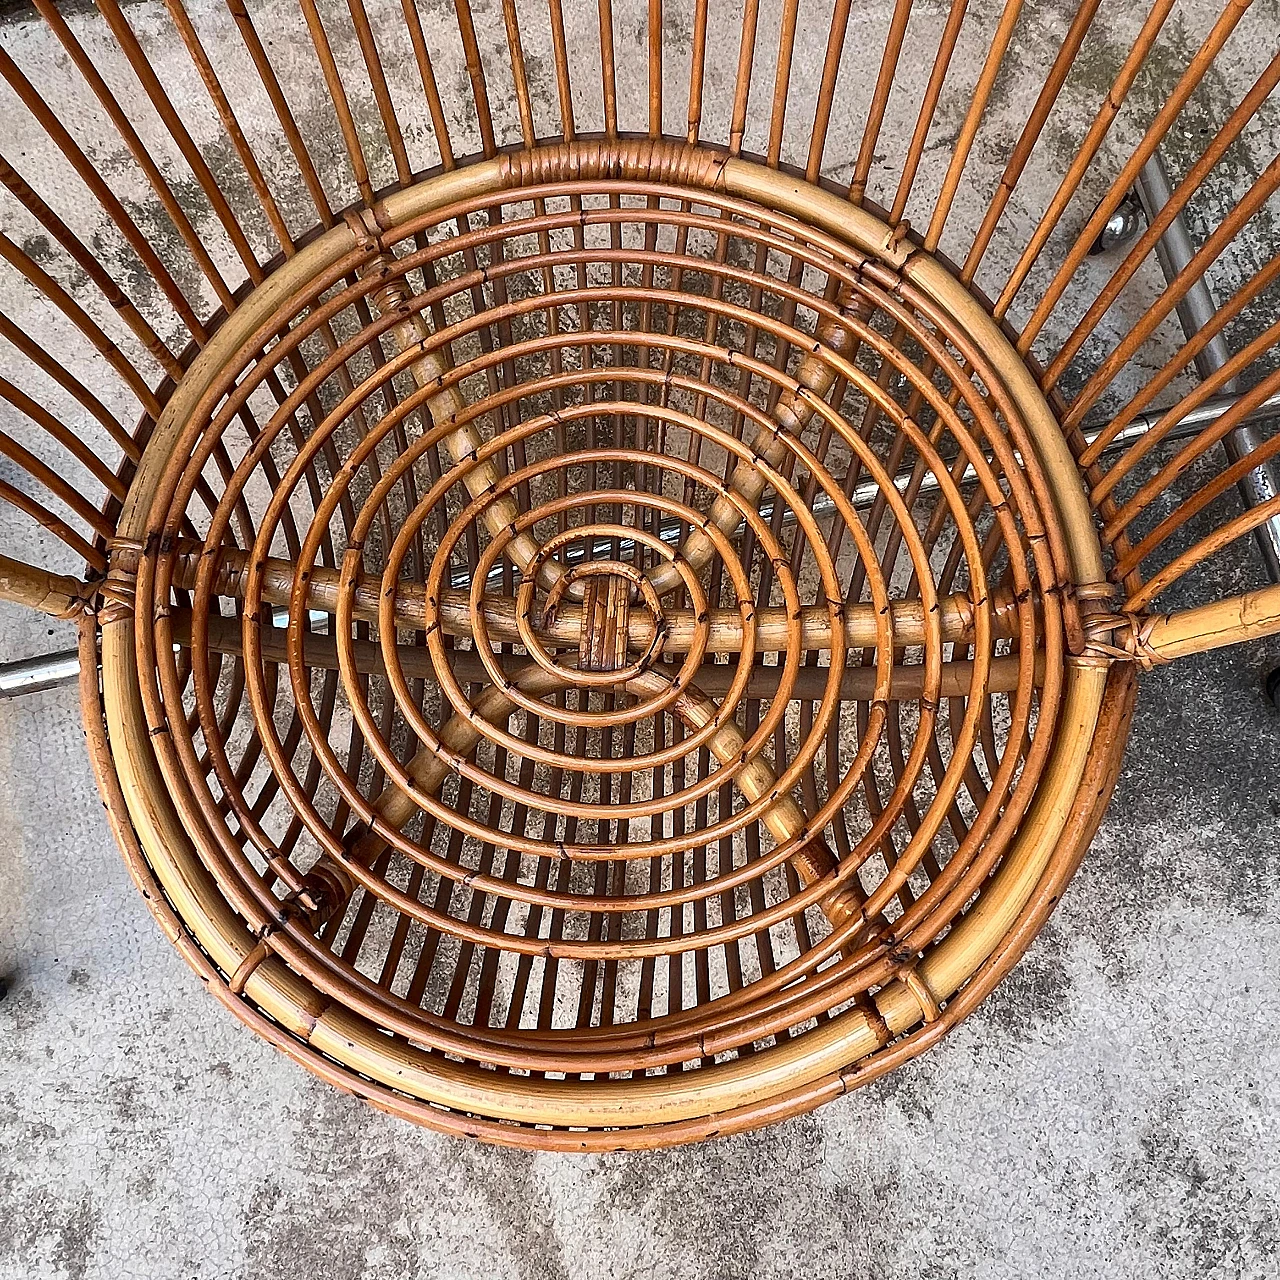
[2,0,1279,1149]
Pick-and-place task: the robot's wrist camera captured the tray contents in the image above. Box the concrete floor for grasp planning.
[3,0,1280,1275]
[3,612,1279,1277]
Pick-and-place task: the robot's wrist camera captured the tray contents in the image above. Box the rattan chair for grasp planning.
[1,0,1278,1149]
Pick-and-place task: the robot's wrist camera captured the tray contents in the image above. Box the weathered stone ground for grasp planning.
[2,0,1280,1275]
[5,607,1279,1277]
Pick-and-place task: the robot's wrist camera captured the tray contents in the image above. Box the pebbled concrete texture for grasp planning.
[2,0,1280,1275]
[3,628,1279,1278]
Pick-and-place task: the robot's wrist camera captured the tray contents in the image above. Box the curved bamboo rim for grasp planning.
[100,145,1108,1133]
[87,633,1134,1150]
[125,171,1037,963]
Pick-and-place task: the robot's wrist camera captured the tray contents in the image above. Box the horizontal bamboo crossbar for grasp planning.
[98,532,1280,667]
[113,539,1020,654]
[180,609,1040,700]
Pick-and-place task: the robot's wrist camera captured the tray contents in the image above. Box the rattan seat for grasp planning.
[1,0,1277,1148]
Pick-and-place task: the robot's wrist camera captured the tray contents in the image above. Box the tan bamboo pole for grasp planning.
[184,610,1037,701]
[115,538,1014,654]
[0,554,88,618]
[1119,583,1280,666]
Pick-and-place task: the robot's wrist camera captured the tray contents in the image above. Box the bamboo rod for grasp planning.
[0,153,185,379]
[27,0,229,321]
[994,0,1177,321]
[1019,0,1248,356]
[961,0,1103,284]
[0,554,86,618]
[1135,584,1280,664]
[113,538,1016,654]
[889,0,968,224]
[0,228,162,420]
[0,311,135,461]
[225,0,335,225]
[923,0,1024,253]
[179,610,1037,702]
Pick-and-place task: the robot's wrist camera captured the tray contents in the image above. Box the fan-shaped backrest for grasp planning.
[1,0,1279,649]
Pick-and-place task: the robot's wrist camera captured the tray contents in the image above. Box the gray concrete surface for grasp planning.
[3,0,1280,1275]
[3,618,1279,1278]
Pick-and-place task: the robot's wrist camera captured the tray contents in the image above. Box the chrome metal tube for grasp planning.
[0,607,328,699]
[0,649,81,699]
[1135,153,1280,583]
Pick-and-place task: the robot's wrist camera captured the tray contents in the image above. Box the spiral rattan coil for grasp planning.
[0,0,1277,1148]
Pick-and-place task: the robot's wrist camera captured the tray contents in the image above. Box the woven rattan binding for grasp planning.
[0,0,1277,1148]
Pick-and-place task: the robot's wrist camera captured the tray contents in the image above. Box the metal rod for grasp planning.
[0,606,326,699]
[0,649,81,698]
[1134,152,1280,583]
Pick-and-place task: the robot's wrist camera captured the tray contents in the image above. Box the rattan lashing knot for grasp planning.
[43,576,101,621]
[1074,582,1166,670]
[896,961,942,1024]
[342,205,390,256]
[95,576,137,625]
[226,866,350,996]
[95,535,144,624]
[499,139,727,190]
[1081,610,1166,670]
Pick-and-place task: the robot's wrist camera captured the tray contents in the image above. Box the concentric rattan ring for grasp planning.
[98,148,1107,1144]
